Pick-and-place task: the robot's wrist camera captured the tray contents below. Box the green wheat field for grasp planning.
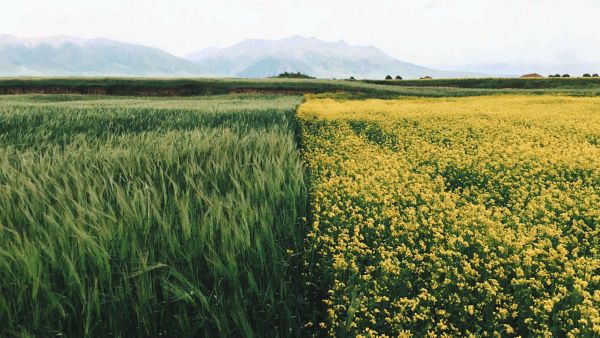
[0,94,308,337]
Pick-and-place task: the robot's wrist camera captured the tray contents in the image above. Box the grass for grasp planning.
[2,77,600,98]
[363,77,600,89]
[0,94,308,337]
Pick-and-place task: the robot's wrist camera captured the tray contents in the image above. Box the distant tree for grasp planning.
[395,75,403,80]
[562,74,571,78]
[593,74,599,77]
[548,74,555,78]
[273,71,315,79]
[583,73,591,77]
[554,74,561,78]
[385,75,393,80]
[349,76,356,81]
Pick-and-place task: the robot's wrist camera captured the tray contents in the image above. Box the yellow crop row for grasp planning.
[298,95,600,337]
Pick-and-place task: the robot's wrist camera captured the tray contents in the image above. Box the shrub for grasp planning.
[592,74,599,77]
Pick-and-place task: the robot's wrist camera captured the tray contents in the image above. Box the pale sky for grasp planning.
[2,0,600,74]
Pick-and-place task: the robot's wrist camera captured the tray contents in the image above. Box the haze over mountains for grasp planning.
[186,36,480,78]
[0,34,481,78]
[0,34,202,76]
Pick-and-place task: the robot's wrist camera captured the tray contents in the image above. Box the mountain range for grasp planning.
[0,34,480,79]
[0,34,201,76]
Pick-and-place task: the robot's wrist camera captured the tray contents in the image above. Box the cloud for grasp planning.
[422,0,452,9]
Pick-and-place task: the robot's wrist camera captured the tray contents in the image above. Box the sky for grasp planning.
[2,0,600,74]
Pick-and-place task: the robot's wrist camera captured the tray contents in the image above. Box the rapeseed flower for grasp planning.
[299,95,600,337]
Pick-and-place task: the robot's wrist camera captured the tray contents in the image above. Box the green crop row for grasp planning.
[2,77,600,98]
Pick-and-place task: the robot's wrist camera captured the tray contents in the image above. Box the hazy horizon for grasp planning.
[3,0,600,75]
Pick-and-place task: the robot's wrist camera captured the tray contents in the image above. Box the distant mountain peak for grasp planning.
[186,36,478,79]
[0,34,202,76]
[0,34,90,48]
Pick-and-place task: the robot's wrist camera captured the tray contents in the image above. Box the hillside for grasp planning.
[187,36,481,79]
[0,35,202,76]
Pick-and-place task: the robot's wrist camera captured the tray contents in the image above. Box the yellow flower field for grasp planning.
[298,95,600,337]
